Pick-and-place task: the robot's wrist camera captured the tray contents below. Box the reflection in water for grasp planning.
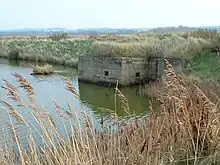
[78,82,149,117]
[0,59,149,119]
[8,59,21,66]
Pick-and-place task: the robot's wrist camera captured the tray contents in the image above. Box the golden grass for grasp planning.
[32,64,54,75]
[1,56,220,164]
[144,73,220,105]
[91,41,159,57]
[89,31,219,59]
[91,35,213,59]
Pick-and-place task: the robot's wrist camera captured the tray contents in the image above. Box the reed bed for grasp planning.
[90,41,159,57]
[0,30,219,67]
[91,36,211,59]
[0,39,92,67]
[0,60,220,164]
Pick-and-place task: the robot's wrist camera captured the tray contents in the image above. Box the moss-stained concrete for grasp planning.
[78,56,185,86]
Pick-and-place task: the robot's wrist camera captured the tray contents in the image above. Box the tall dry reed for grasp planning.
[0,61,220,164]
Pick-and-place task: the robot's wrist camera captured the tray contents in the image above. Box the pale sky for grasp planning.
[0,0,219,30]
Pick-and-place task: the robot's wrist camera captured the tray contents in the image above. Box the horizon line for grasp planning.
[1,25,220,31]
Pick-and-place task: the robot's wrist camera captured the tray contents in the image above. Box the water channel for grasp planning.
[0,58,149,148]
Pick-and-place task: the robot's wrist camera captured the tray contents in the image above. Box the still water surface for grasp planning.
[0,58,149,148]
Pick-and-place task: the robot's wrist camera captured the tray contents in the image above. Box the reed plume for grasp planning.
[1,101,27,126]
[0,57,220,164]
[63,77,80,98]
[1,79,21,105]
[12,72,35,103]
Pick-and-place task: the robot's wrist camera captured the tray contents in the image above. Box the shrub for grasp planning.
[49,33,68,41]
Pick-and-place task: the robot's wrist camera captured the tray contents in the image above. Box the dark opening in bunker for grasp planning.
[104,71,109,76]
[136,72,140,77]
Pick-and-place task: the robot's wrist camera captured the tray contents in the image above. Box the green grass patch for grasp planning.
[185,52,220,81]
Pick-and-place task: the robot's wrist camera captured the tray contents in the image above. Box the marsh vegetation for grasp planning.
[0,29,220,164]
[0,60,220,164]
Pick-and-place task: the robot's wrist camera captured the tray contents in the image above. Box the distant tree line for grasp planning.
[49,33,68,41]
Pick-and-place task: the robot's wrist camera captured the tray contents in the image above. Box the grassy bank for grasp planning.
[143,52,220,101]
[90,35,210,59]
[0,29,219,68]
[0,39,93,67]
[1,61,220,164]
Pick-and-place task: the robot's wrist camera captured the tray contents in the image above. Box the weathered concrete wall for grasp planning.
[78,56,185,86]
[121,58,148,85]
[148,57,158,80]
[168,58,185,73]
[148,57,185,80]
[78,56,122,86]
[78,56,149,86]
